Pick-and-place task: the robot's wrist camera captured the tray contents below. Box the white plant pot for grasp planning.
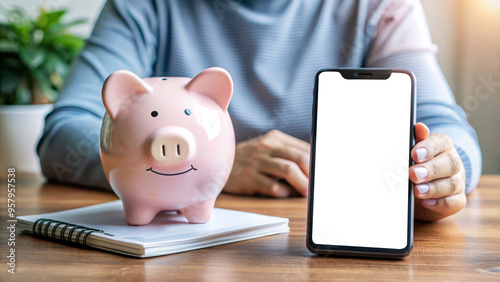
[0,104,53,174]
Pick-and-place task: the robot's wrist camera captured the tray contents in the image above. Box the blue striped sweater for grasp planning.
[38,0,482,193]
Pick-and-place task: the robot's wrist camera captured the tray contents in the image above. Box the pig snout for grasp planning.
[149,127,196,165]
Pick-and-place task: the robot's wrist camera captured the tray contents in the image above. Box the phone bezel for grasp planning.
[306,68,416,258]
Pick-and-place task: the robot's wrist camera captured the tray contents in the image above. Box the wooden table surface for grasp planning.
[1,174,499,281]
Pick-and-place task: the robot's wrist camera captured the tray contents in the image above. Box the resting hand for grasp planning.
[410,122,466,221]
[223,130,310,197]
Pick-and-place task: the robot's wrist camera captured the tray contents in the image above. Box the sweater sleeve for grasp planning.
[37,0,159,190]
[365,0,482,194]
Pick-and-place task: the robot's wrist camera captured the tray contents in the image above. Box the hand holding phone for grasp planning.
[307,69,416,258]
[411,123,467,222]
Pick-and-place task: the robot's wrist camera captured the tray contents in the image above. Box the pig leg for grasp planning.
[122,202,159,226]
[180,200,216,223]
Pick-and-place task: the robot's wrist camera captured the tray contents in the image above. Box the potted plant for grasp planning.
[0,5,85,174]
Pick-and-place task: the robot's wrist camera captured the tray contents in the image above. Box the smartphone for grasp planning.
[306,69,416,258]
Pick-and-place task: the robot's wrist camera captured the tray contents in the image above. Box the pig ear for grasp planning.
[102,70,153,120]
[185,67,233,112]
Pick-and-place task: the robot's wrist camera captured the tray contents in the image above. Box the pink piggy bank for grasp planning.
[99,67,235,225]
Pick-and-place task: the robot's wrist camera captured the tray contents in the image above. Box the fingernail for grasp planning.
[423,199,437,206]
[416,147,428,162]
[303,153,310,164]
[414,167,428,181]
[416,183,429,195]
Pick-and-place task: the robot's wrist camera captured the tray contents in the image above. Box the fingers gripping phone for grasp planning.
[307,69,416,258]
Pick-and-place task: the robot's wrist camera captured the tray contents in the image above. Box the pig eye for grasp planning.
[151,111,158,117]
[184,109,191,116]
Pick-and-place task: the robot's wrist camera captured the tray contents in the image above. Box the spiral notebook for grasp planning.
[17,200,289,258]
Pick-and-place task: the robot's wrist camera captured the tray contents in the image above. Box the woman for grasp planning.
[38,0,481,221]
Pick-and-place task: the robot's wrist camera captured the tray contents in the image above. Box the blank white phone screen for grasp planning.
[312,71,412,249]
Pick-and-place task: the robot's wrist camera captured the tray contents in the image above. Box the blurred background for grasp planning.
[1,0,499,174]
[421,0,500,174]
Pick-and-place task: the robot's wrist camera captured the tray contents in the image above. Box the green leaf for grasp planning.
[19,46,47,69]
[42,84,58,102]
[37,10,65,30]
[10,23,31,44]
[60,18,87,29]
[51,33,84,50]
[45,51,68,76]
[31,66,48,81]
[48,18,87,35]
[14,83,31,105]
[0,39,18,52]
[46,10,66,24]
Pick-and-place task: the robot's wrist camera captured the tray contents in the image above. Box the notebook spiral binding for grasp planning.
[32,218,108,246]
